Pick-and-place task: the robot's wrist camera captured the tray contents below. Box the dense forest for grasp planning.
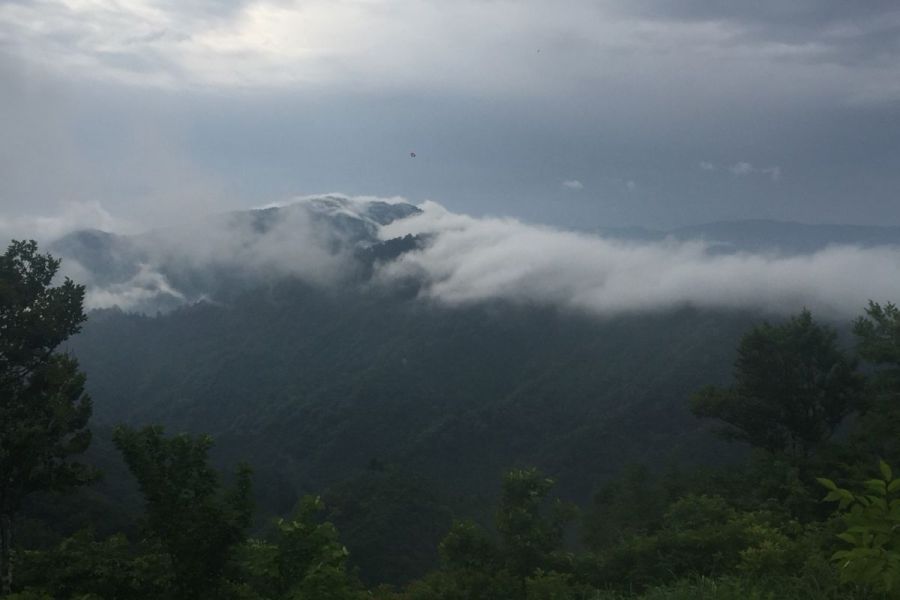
[5,238,900,599]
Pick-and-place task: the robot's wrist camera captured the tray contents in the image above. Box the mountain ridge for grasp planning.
[594,218,900,253]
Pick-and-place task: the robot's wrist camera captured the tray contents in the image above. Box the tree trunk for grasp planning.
[0,513,11,596]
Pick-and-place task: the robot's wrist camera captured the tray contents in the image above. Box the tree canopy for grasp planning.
[0,240,93,596]
[113,425,254,600]
[691,309,864,460]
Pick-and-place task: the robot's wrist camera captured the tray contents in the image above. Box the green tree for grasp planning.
[691,309,864,461]
[819,461,900,596]
[238,495,362,600]
[0,240,93,596]
[404,469,574,600]
[113,425,253,599]
[13,531,172,599]
[582,465,672,551]
[853,301,900,461]
[854,302,900,370]
[322,467,452,585]
[439,520,498,573]
[496,468,574,597]
[592,493,806,591]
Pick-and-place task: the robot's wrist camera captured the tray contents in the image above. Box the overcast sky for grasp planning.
[2,0,900,233]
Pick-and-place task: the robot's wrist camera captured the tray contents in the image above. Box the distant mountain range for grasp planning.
[594,219,900,254]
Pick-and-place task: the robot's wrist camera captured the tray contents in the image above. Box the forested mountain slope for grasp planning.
[69,287,756,505]
[43,196,879,583]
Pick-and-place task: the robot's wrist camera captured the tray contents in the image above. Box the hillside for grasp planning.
[43,197,885,583]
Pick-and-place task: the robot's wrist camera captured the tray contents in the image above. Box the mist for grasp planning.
[29,195,900,319]
[379,201,900,318]
[53,197,370,312]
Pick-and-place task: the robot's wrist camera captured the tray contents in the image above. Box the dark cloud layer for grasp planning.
[622,0,900,67]
[0,1,898,230]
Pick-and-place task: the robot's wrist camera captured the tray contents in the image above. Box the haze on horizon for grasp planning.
[2,1,900,235]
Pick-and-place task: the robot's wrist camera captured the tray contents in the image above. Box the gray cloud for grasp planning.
[20,195,900,318]
[728,162,781,181]
[2,0,898,105]
[60,195,405,311]
[144,203,348,285]
[378,201,900,318]
[1,2,899,232]
[619,1,900,64]
[0,54,236,231]
[729,162,754,176]
[84,264,187,311]
[0,202,128,244]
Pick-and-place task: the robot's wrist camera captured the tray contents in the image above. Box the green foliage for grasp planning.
[13,531,171,599]
[15,251,900,598]
[400,469,575,600]
[323,468,452,585]
[582,465,674,551]
[691,309,863,460]
[496,468,574,580]
[2,355,95,498]
[595,577,773,600]
[237,495,362,600]
[71,294,755,520]
[592,494,809,591]
[272,496,349,587]
[819,461,900,596]
[0,240,87,389]
[852,302,900,462]
[854,302,900,369]
[401,567,521,600]
[591,574,869,600]
[524,570,596,599]
[0,240,93,596]
[399,520,511,600]
[112,425,254,599]
[439,520,497,571]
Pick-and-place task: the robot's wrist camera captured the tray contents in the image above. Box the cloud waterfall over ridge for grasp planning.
[379,201,900,318]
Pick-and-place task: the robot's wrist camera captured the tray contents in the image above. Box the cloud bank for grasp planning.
[26,195,900,319]
[3,3,900,231]
[379,201,900,318]
[54,196,370,312]
[0,201,129,244]
[3,0,899,106]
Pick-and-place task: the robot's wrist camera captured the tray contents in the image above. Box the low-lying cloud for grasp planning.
[0,201,129,244]
[146,202,348,285]
[379,201,900,318]
[52,196,374,312]
[84,264,187,311]
[21,194,900,319]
